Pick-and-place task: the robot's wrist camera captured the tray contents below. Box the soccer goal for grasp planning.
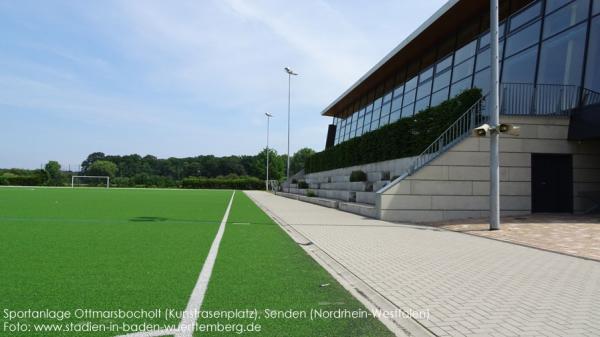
[71,176,110,188]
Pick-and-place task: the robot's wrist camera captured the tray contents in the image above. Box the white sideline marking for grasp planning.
[115,190,236,337]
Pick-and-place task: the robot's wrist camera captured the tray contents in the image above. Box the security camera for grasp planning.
[473,124,492,137]
[497,123,520,136]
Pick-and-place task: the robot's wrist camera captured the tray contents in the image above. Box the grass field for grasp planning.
[0,187,392,337]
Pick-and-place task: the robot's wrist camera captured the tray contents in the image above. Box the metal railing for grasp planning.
[377,83,598,194]
[408,96,488,176]
[500,83,581,115]
[582,88,600,106]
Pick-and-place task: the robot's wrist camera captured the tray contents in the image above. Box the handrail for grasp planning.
[408,95,488,176]
[376,95,488,194]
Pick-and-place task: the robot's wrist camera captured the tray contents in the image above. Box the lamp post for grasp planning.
[265,112,273,191]
[489,0,500,230]
[284,67,298,192]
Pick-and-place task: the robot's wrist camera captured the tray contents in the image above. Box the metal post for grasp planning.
[286,73,291,192]
[490,0,500,230]
[266,114,270,191]
[284,67,297,193]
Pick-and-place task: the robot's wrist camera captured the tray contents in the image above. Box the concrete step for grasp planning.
[278,192,376,218]
[316,189,355,202]
[331,175,350,183]
[276,192,339,208]
[286,188,307,195]
[319,181,369,192]
[338,202,377,218]
[355,191,376,205]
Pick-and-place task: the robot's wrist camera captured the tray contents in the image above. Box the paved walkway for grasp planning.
[247,191,600,337]
[432,214,600,261]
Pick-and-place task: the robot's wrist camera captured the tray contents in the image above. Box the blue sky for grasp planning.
[0,0,445,169]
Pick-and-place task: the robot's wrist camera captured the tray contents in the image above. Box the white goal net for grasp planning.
[71,176,110,188]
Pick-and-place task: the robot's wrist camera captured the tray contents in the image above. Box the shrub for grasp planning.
[181,176,263,190]
[0,176,8,185]
[298,181,309,189]
[305,89,482,173]
[306,190,316,197]
[349,170,367,182]
[5,175,44,186]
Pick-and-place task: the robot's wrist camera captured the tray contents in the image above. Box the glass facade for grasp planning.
[333,0,600,145]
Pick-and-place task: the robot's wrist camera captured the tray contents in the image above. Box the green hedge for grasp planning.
[305,89,482,173]
[181,176,264,190]
[3,175,45,186]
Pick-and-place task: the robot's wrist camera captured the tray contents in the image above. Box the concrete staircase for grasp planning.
[278,169,397,218]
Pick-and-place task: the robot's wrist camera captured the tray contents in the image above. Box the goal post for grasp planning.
[71,176,110,188]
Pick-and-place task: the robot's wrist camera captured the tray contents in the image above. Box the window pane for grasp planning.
[502,46,538,83]
[450,77,472,97]
[383,90,393,103]
[436,55,453,73]
[454,40,477,64]
[544,0,589,39]
[505,21,540,57]
[595,0,600,14]
[403,89,416,106]
[373,96,383,109]
[417,80,432,99]
[431,87,450,106]
[473,68,491,95]
[476,48,490,71]
[391,95,403,112]
[381,102,392,116]
[393,84,404,97]
[401,104,414,118]
[479,32,490,49]
[453,57,475,82]
[389,110,401,123]
[414,97,430,113]
[419,67,434,82]
[433,70,451,91]
[546,0,573,14]
[585,17,600,91]
[510,2,541,31]
[405,76,418,91]
[538,23,587,85]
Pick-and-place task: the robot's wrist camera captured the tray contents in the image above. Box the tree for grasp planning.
[290,148,315,173]
[81,152,105,172]
[44,161,62,186]
[252,148,285,180]
[87,160,118,178]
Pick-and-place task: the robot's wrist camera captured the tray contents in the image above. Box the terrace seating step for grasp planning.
[319,181,370,192]
[276,192,377,218]
[338,202,377,218]
[355,191,376,205]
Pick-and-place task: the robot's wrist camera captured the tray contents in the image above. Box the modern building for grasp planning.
[283,0,600,222]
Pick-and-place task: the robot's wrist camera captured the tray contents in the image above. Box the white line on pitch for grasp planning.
[115,190,236,337]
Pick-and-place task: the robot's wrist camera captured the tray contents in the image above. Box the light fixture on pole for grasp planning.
[265,112,273,191]
[489,0,500,230]
[284,67,298,192]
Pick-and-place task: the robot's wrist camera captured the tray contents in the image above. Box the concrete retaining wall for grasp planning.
[378,116,600,222]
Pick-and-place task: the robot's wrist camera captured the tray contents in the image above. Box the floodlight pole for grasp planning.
[265,112,273,191]
[285,67,298,192]
[490,0,500,230]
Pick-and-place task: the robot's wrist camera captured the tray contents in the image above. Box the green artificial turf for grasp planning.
[0,187,232,337]
[0,188,392,337]
[198,192,394,337]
